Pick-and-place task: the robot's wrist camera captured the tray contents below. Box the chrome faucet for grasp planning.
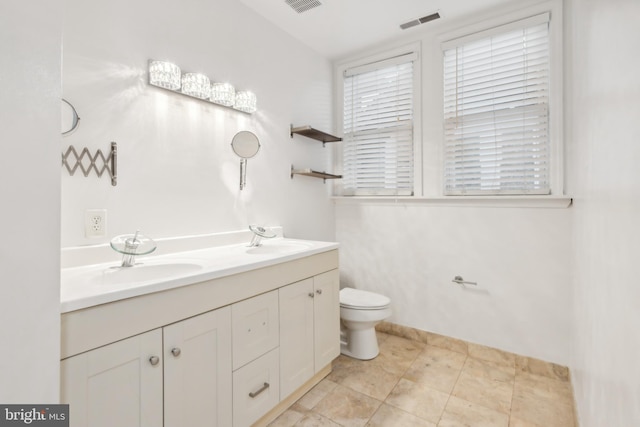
[121,231,141,267]
[110,230,157,267]
[248,225,276,247]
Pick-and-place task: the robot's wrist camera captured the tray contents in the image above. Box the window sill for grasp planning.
[331,195,573,209]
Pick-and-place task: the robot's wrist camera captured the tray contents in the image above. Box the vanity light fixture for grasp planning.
[210,82,236,107]
[181,73,210,99]
[233,91,257,114]
[148,60,256,113]
[149,60,181,90]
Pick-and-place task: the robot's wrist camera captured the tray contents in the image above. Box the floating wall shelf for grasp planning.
[290,125,342,183]
[291,166,342,183]
[290,125,341,146]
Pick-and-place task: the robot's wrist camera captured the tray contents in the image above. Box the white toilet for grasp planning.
[339,287,392,360]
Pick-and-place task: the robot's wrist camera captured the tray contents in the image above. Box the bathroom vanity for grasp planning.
[59,234,339,427]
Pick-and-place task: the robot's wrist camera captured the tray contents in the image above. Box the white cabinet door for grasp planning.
[164,307,232,427]
[279,278,314,399]
[61,329,163,427]
[313,270,340,372]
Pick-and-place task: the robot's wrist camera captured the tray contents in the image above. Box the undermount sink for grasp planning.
[61,235,339,313]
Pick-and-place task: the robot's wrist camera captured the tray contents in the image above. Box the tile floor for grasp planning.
[269,332,576,427]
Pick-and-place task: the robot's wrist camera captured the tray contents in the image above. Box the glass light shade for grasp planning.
[233,91,257,114]
[210,82,236,107]
[149,61,181,90]
[181,73,210,99]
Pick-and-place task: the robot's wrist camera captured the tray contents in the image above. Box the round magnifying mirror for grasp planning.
[231,131,260,190]
[231,131,260,159]
[61,99,80,135]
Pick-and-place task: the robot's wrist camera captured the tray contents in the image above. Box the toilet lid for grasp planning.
[340,287,391,309]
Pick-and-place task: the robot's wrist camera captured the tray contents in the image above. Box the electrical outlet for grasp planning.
[85,209,107,238]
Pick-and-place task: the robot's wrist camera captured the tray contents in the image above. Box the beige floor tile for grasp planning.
[403,345,466,394]
[511,372,575,427]
[284,326,577,427]
[297,379,339,410]
[372,334,426,375]
[327,355,360,382]
[439,396,509,427]
[452,369,514,414]
[514,371,574,405]
[426,331,468,354]
[515,355,570,382]
[462,357,516,383]
[328,357,401,400]
[293,411,342,427]
[313,384,382,427]
[365,403,437,427]
[269,403,308,427]
[468,343,516,367]
[376,330,390,344]
[508,416,544,427]
[385,378,449,423]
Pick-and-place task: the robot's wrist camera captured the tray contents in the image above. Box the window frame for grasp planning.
[439,8,564,197]
[334,43,422,197]
[331,1,564,204]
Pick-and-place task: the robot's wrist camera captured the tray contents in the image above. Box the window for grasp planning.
[342,52,417,196]
[443,13,551,195]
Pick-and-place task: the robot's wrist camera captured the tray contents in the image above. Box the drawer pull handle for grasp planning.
[316,289,323,295]
[149,356,160,366]
[249,382,270,398]
[308,292,315,298]
[171,347,181,357]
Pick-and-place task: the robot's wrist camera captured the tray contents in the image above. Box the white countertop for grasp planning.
[61,238,339,313]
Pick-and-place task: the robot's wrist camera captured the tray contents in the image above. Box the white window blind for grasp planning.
[343,53,416,196]
[443,14,551,195]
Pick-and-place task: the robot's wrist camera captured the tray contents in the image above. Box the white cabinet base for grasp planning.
[61,251,340,427]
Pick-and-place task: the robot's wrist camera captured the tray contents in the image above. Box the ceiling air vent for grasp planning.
[400,12,441,30]
[285,0,322,14]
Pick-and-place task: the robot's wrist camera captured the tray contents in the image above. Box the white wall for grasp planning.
[336,203,572,364]
[61,0,336,248]
[567,0,640,425]
[0,2,62,401]
[334,0,573,366]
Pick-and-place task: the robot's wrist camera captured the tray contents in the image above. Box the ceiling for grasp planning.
[238,0,524,59]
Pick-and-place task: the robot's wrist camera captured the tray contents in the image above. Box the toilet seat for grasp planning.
[340,287,391,310]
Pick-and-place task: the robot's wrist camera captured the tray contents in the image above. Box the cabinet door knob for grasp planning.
[149,355,160,366]
[308,292,315,298]
[248,382,270,398]
[171,347,181,357]
[316,289,323,295]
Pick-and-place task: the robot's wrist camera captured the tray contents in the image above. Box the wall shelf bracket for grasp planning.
[62,142,118,186]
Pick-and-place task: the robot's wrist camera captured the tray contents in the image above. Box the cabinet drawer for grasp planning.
[232,348,280,427]
[232,290,279,370]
